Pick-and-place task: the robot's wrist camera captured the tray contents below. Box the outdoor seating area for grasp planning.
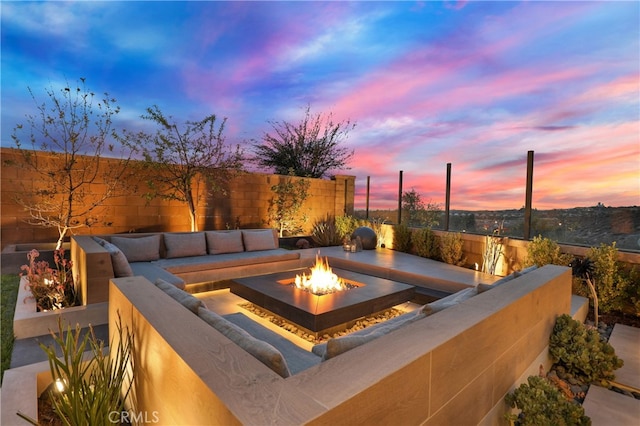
[107,247,573,424]
[71,229,302,305]
[5,242,640,425]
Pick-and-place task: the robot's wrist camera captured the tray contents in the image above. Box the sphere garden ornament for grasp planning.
[351,226,377,250]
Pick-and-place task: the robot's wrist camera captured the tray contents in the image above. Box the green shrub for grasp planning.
[392,223,412,253]
[626,267,640,315]
[23,314,135,426]
[335,215,362,241]
[440,232,466,266]
[311,215,342,247]
[414,227,439,259]
[504,375,590,426]
[585,243,627,313]
[549,314,623,385]
[524,235,572,268]
[1,274,19,384]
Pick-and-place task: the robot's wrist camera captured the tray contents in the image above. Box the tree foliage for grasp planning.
[253,105,355,178]
[129,106,245,231]
[267,173,310,237]
[11,78,135,249]
[401,188,441,228]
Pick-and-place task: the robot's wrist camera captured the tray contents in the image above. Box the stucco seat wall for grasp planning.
[109,264,572,425]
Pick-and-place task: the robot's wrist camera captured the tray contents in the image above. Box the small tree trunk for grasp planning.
[56,225,69,250]
[586,276,599,328]
[187,189,198,232]
[188,208,197,232]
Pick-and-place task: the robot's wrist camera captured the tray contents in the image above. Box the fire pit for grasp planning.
[231,256,414,334]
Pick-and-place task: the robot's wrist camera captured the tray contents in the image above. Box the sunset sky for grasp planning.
[2,1,638,211]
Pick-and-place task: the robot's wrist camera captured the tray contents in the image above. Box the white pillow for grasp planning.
[242,230,277,252]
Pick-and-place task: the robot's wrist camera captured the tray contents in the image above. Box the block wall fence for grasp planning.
[0,148,355,249]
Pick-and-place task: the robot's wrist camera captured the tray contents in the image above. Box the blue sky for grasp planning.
[2,1,638,210]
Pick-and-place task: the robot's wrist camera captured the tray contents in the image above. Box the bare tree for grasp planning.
[11,78,135,249]
[253,105,355,178]
[129,106,245,231]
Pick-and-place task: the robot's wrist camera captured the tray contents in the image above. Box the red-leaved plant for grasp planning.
[20,249,77,311]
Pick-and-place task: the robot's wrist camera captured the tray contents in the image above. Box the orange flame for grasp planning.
[295,254,347,295]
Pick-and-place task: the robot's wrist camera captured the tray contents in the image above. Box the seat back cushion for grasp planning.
[197,307,291,378]
[206,231,245,255]
[242,229,277,252]
[164,232,207,259]
[420,287,477,315]
[155,279,204,313]
[111,235,161,262]
[92,236,134,277]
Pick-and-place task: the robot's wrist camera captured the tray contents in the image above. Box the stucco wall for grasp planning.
[1,148,355,248]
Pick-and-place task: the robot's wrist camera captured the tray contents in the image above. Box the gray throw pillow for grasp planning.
[206,231,244,254]
[197,307,291,378]
[155,279,203,314]
[164,232,207,258]
[111,235,161,262]
[92,237,133,277]
[242,230,277,252]
[420,287,477,315]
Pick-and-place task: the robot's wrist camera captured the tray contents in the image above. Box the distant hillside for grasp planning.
[355,206,640,252]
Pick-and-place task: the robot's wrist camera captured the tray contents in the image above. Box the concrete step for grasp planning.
[582,323,640,425]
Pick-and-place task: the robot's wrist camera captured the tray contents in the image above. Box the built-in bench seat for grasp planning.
[150,265,539,377]
[110,263,572,424]
[71,229,302,304]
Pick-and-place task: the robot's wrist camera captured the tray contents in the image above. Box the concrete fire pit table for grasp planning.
[231,268,415,334]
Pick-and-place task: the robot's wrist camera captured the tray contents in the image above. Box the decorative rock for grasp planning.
[351,226,377,250]
[296,238,310,249]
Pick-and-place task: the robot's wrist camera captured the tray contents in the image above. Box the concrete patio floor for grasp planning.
[4,246,639,425]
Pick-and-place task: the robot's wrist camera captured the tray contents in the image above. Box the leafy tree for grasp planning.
[11,78,135,249]
[253,105,355,178]
[401,188,441,227]
[129,106,245,232]
[267,172,310,237]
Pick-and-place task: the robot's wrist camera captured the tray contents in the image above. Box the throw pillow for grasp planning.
[206,231,244,255]
[420,287,477,315]
[197,307,291,378]
[155,279,203,314]
[111,235,161,262]
[164,232,207,259]
[242,230,277,252]
[92,237,134,277]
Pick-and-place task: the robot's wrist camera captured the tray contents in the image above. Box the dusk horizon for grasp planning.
[2,1,638,211]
